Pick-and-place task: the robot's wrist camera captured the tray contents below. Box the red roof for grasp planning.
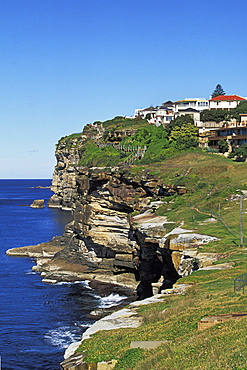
[210,95,246,101]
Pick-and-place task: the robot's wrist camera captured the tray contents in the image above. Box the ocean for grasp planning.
[0,180,125,370]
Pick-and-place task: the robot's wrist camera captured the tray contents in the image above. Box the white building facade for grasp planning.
[209,95,246,110]
[175,98,209,112]
[134,101,175,126]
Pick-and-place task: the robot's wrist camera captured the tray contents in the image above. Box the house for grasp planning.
[207,124,247,149]
[174,98,209,127]
[134,106,157,119]
[154,101,175,126]
[209,95,246,110]
[133,94,247,145]
[134,101,175,126]
[175,98,209,112]
[175,107,201,126]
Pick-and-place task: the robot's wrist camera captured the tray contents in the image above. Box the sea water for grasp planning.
[0,180,125,370]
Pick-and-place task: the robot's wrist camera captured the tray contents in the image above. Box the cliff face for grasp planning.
[41,132,219,299]
[48,133,88,210]
[49,162,179,298]
[46,133,179,297]
[6,130,221,299]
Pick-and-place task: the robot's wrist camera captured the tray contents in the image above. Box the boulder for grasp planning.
[48,194,62,208]
[30,199,45,208]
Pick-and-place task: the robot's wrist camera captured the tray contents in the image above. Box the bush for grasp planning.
[78,141,126,167]
[171,136,198,150]
[218,138,229,153]
[166,115,194,135]
[122,125,168,147]
[230,144,247,161]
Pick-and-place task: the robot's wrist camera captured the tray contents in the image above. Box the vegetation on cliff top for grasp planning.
[58,115,200,167]
[79,140,125,167]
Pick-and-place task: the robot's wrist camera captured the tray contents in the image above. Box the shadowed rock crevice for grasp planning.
[132,228,180,299]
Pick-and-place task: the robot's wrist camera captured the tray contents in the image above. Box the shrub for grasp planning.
[78,141,126,167]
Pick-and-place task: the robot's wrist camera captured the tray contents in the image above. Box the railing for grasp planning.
[234,273,247,293]
[113,144,141,152]
[92,139,147,165]
[120,145,147,165]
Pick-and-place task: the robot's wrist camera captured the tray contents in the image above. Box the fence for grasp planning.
[234,273,247,293]
[190,201,247,247]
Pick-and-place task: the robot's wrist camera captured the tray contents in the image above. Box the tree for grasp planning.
[166,115,194,135]
[169,122,199,141]
[200,109,230,123]
[218,138,229,153]
[211,84,225,98]
[174,136,199,150]
[229,101,247,121]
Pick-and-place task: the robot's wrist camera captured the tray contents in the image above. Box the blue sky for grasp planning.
[1,0,247,178]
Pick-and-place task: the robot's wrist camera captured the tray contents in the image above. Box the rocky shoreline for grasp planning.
[6,208,225,295]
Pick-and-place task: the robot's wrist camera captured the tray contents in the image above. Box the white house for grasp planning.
[209,95,246,110]
[154,107,174,125]
[154,101,175,126]
[175,98,209,112]
[175,108,201,125]
[134,101,175,126]
[134,106,157,119]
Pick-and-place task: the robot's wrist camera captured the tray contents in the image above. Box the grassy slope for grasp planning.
[76,151,247,370]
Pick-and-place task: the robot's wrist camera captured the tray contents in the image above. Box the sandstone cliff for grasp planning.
[7,126,221,299]
[38,128,218,299]
[46,161,182,299]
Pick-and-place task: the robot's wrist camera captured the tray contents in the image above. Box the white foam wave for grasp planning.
[44,325,84,349]
[54,280,92,289]
[25,270,38,275]
[97,293,126,308]
[77,280,92,289]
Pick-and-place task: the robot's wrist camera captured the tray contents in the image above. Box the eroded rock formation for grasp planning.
[46,164,180,298]
[7,132,221,300]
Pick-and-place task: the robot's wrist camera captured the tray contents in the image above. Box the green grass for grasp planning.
[76,271,247,369]
[114,348,145,370]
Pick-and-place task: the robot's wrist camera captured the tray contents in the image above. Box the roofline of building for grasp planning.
[209,95,246,101]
